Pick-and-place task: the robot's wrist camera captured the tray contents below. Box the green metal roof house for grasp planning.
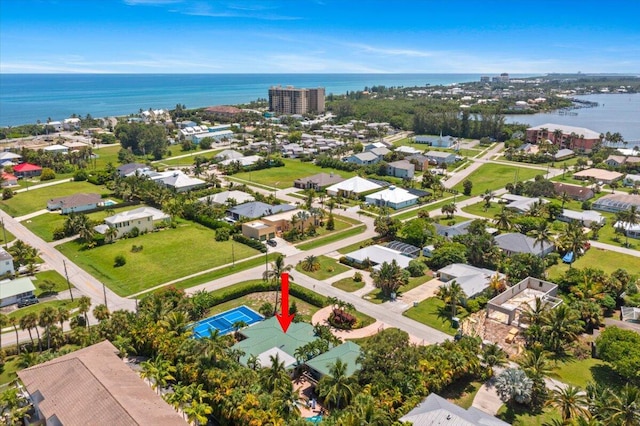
[305,341,362,378]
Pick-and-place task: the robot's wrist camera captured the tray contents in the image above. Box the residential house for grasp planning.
[47,193,103,214]
[96,207,170,239]
[326,176,383,197]
[219,155,262,167]
[43,144,69,155]
[2,172,18,187]
[117,163,147,177]
[306,341,362,380]
[241,221,276,241]
[399,393,509,426]
[386,160,415,179]
[363,141,387,151]
[395,146,421,155]
[215,149,244,161]
[487,277,561,326]
[605,155,627,168]
[553,182,594,201]
[414,135,457,148]
[0,247,15,277]
[293,172,344,190]
[0,151,22,166]
[0,277,36,307]
[227,202,296,221]
[344,151,380,165]
[345,245,412,270]
[437,264,505,299]
[63,117,81,130]
[17,340,185,425]
[557,209,605,227]
[553,148,575,161]
[526,123,602,153]
[198,190,255,206]
[502,194,548,213]
[369,146,391,158]
[495,232,555,257]
[623,174,640,187]
[365,186,419,210]
[594,193,640,213]
[13,163,42,178]
[424,150,456,165]
[145,170,206,192]
[261,208,316,235]
[614,221,640,240]
[573,168,623,184]
[405,154,430,171]
[205,105,243,118]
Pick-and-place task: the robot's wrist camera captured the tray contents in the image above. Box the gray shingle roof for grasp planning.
[228,202,295,219]
[400,393,509,426]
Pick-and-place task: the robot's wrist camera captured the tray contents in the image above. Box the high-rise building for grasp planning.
[268,86,325,114]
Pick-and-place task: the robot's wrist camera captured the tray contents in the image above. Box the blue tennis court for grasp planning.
[192,305,264,338]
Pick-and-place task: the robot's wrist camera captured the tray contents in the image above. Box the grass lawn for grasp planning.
[364,274,433,304]
[155,148,223,168]
[497,405,561,426]
[233,159,356,189]
[393,195,471,222]
[7,299,80,322]
[57,220,259,296]
[547,247,640,279]
[441,377,483,409]
[332,276,365,292]
[403,296,468,336]
[22,203,134,242]
[453,164,542,195]
[0,356,21,386]
[92,144,121,169]
[0,226,16,245]
[550,357,624,389]
[295,255,350,281]
[32,270,74,298]
[337,238,376,255]
[0,181,111,217]
[296,224,366,251]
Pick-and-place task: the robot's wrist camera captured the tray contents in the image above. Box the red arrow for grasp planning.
[276,272,295,333]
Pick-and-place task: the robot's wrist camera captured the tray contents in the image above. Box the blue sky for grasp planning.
[1,0,639,73]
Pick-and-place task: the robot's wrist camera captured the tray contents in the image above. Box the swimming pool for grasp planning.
[102,199,117,206]
[306,415,323,424]
[192,305,263,338]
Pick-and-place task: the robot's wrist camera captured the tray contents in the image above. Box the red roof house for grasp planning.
[13,162,43,178]
[1,172,18,187]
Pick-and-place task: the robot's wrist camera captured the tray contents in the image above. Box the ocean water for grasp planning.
[0,73,514,126]
[505,93,640,141]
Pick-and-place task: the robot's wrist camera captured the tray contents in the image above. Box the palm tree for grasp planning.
[607,384,640,426]
[437,280,467,318]
[262,254,293,315]
[495,368,533,406]
[274,380,301,420]
[542,304,584,354]
[318,358,357,409]
[481,343,507,377]
[57,306,70,333]
[300,255,320,272]
[559,191,571,209]
[196,328,227,366]
[0,313,7,349]
[9,316,20,348]
[371,259,407,299]
[521,344,552,380]
[441,202,457,219]
[141,356,176,395]
[38,306,58,350]
[560,220,589,267]
[530,221,552,258]
[104,226,118,243]
[93,304,110,322]
[547,385,588,423]
[494,207,514,231]
[262,353,289,393]
[78,296,92,327]
[19,313,37,348]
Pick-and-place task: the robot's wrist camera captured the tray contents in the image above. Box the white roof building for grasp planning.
[437,264,505,299]
[501,194,548,213]
[219,155,262,167]
[144,170,206,192]
[365,186,419,210]
[105,207,169,225]
[345,245,412,270]
[199,190,255,206]
[326,176,382,196]
[557,209,605,226]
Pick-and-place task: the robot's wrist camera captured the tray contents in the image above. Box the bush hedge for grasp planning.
[233,234,267,252]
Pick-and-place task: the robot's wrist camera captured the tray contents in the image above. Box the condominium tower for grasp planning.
[268,86,325,115]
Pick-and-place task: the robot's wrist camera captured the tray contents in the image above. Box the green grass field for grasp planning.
[0,181,111,217]
[57,220,259,296]
[0,226,16,245]
[550,357,624,389]
[295,255,350,281]
[332,276,365,292]
[497,405,561,426]
[155,148,223,168]
[403,296,468,335]
[32,270,74,297]
[233,159,356,189]
[547,247,640,278]
[453,164,543,195]
[296,224,366,251]
[364,274,432,304]
[92,144,121,169]
[7,299,80,322]
[441,378,483,409]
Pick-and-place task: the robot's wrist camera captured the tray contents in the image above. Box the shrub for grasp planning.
[545,252,561,266]
[407,259,427,277]
[40,167,56,181]
[131,244,143,253]
[466,299,480,313]
[328,308,356,330]
[259,302,274,318]
[232,234,267,252]
[126,227,140,238]
[2,188,13,200]
[215,228,230,241]
[114,254,126,267]
[73,169,88,181]
[353,271,363,282]
[582,200,592,210]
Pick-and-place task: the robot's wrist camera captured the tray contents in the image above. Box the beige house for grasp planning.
[262,208,315,234]
[242,221,276,241]
[96,206,170,239]
[573,168,623,184]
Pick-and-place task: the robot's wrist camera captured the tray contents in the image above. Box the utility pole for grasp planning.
[1,218,7,249]
[102,283,108,309]
[63,260,74,302]
[232,241,235,267]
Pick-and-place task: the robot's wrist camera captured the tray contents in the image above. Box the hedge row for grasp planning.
[233,234,267,252]
[194,214,232,231]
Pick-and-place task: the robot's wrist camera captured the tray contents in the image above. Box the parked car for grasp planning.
[266,239,277,247]
[17,296,39,308]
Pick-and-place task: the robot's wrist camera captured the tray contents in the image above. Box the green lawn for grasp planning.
[56,220,259,296]
[295,255,350,281]
[0,356,21,386]
[0,225,16,245]
[392,196,471,221]
[233,159,356,189]
[296,224,366,251]
[32,270,74,297]
[364,274,432,304]
[337,238,376,255]
[22,203,132,242]
[403,296,468,336]
[441,378,483,409]
[155,148,223,168]
[547,247,640,278]
[92,145,121,169]
[550,357,624,389]
[453,164,542,195]
[0,181,111,217]
[497,405,561,426]
[7,299,80,322]
[332,277,366,292]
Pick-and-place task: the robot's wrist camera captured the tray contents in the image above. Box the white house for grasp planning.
[63,117,81,130]
[47,193,103,214]
[326,176,382,197]
[345,245,412,270]
[43,144,69,154]
[144,170,206,192]
[424,150,456,165]
[557,209,605,227]
[502,194,548,213]
[365,186,419,210]
[0,247,15,277]
[437,264,505,299]
[623,174,640,187]
[0,277,36,307]
[199,190,255,206]
[344,151,380,165]
[0,151,22,166]
[97,207,170,239]
[219,155,262,167]
[215,149,244,161]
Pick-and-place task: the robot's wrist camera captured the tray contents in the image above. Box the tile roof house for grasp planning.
[553,182,594,201]
[400,393,509,426]
[306,341,361,379]
[47,193,103,214]
[495,232,555,257]
[227,202,296,221]
[1,172,18,187]
[17,340,185,425]
[293,172,345,190]
[573,168,623,184]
